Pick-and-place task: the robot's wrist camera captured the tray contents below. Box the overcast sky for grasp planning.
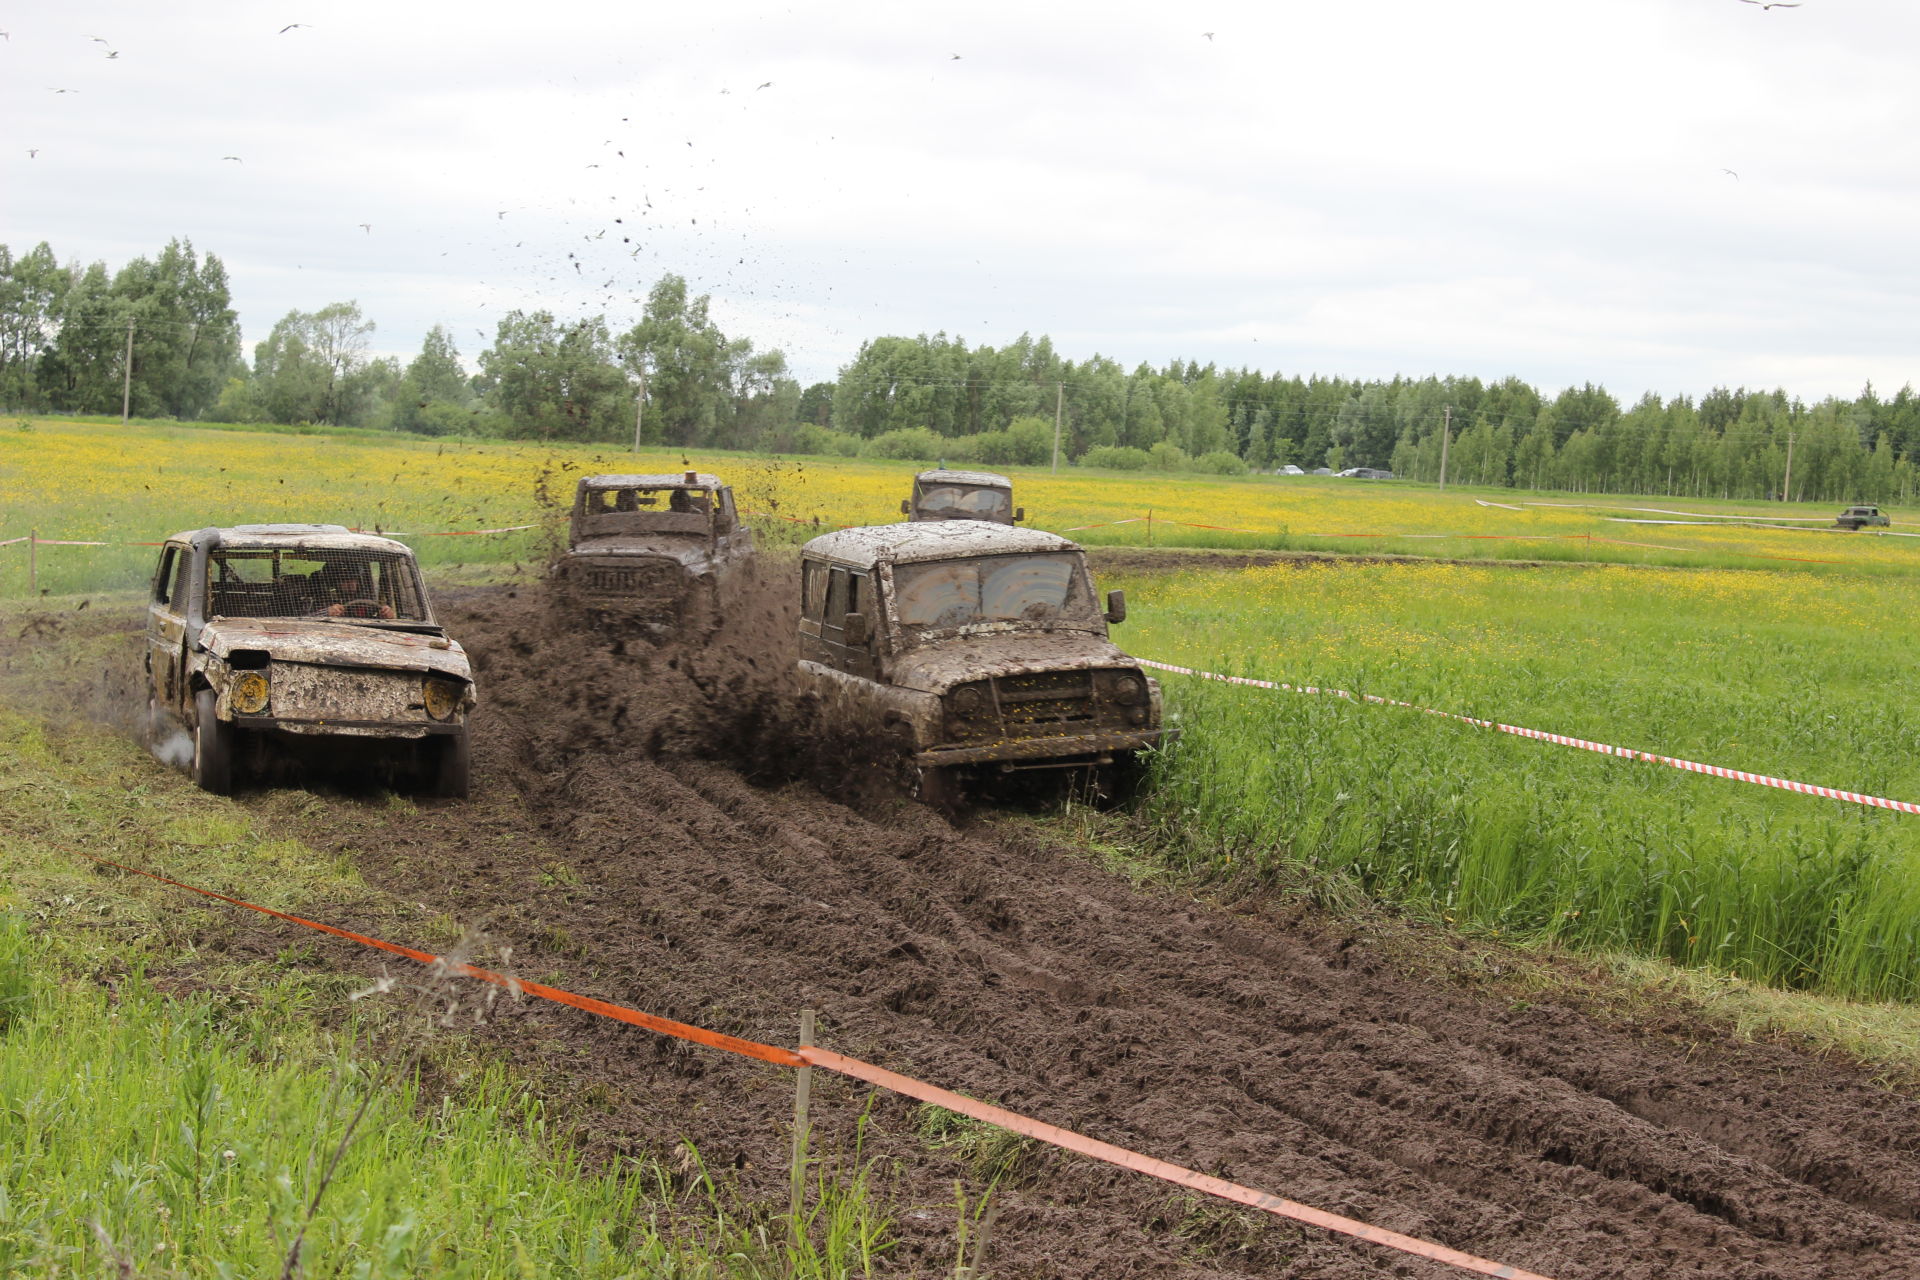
[5,0,1918,404]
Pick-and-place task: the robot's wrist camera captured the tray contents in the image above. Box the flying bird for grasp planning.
[756,81,772,89]
[85,35,109,43]
[105,50,119,59]
[1202,31,1214,40]
[26,149,37,158]
[358,223,371,233]
[1721,168,1739,179]
[1737,0,1800,7]
[279,23,311,33]
[222,155,243,162]
[950,53,961,59]
[47,87,78,94]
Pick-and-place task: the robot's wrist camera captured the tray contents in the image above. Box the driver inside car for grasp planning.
[309,563,395,619]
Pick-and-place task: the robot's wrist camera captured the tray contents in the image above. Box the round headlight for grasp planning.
[423,677,464,722]
[231,670,270,715]
[1111,672,1146,705]
[950,684,987,715]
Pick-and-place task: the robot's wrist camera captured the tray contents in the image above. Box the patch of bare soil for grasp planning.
[17,587,1920,1277]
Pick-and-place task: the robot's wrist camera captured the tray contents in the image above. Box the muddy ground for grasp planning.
[14,558,1920,1278]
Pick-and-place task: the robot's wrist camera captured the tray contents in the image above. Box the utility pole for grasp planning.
[632,354,648,452]
[1782,431,1796,502]
[1051,381,1064,473]
[120,322,134,425]
[1437,406,1452,491]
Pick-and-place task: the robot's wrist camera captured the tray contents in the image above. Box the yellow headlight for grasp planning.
[423,677,464,722]
[231,671,270,715]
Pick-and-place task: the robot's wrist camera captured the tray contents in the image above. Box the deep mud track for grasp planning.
[47,580,1920,1278]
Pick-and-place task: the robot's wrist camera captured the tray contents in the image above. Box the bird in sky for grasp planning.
[1722,168,1739,179]
[1737,1,1801,8]
[279,23,311,33]
[950,53,961,59]
[757,81,772,89]
[222,155,243,162]
[48,87,78,94]
[85,35,108,43]
[358,223,371,233]
[105,50,119,58]
[1202,31,1215,40]
[26,149,38,158]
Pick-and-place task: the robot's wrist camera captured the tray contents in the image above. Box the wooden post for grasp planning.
[27,529,36,596]
[789,1008,815,1231]
[632,355,648,452]
[1146,510,1153,547]
[1051,380,1063,473]
[1437,406,1452,491]
[121,322,134,426]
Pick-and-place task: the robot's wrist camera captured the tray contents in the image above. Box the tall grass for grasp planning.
[1121,560,1920,1000]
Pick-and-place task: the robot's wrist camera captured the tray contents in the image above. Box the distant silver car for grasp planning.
[554,471,755,631]
[901,469,1023,524]
[797,521,1161,803]
[144,524,475,796]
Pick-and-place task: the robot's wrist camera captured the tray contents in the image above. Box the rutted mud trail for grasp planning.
[31,576,1920,1277]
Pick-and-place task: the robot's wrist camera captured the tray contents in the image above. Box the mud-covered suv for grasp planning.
[797,522,1161,800]
[144,524,475,796]
[1835,505,1890,530]
[554,472,754,629]
[901,469,1023,524]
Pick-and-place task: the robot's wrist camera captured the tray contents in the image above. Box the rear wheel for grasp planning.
[431,728,471,799]
[914,764,962,815]
[191,687,233,794]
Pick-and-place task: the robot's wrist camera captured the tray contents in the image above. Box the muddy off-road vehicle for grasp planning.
[1835,505,1890,530]
[901,469,1023,524]
[797,522,1162,801]
[144,524,475,797]
[554,472,754,630]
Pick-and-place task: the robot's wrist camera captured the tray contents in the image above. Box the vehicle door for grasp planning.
[145,543,193,712]
[818,564,876,680]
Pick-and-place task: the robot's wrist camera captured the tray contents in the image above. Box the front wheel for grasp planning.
[192,687,234,794]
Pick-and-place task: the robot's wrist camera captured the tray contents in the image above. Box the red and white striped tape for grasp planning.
[1138,659,1920,817]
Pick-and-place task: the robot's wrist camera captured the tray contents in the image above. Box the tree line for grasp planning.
[4,238,1918,504]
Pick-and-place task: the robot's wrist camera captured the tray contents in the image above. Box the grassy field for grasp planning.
[1115,558,1920,1000]
[0,708,888,1278]
[4,416,1916,600]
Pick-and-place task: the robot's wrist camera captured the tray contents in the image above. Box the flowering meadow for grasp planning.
[4,416,1915,597]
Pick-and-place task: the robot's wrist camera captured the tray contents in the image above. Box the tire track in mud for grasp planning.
[50,583,1920,1279]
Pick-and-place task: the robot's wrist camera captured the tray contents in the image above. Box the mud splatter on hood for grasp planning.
[202,619,472,680]
[885,629,1138,695]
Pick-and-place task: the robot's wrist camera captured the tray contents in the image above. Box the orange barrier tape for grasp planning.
[54,840,1554,1279]
[806,1048,1552,1280]
[80,851,804,1068]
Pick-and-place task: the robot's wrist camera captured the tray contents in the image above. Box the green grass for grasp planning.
[1117,559,1920,1001]
[0,708,893,1278]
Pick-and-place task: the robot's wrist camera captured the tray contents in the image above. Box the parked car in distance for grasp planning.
[796,521,1162,804]
[1337,467,1396,479]
[1834,505,1890,530]
[1274,464,1306,475]
[144,524,475,796]
[901,469,1023,524]
[553,471,755,631]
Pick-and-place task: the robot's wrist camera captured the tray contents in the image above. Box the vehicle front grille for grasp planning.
[993,669,1094,733]
[574,559,683,597]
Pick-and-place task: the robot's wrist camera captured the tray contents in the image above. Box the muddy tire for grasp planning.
[432,728,472,800]
[914,764,962,815]
[192,687,233,795]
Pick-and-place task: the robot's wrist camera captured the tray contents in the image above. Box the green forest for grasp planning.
[6,237,1919,503]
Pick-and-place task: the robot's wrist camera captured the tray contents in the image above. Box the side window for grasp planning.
[169,549,191,609]
[826,567,850,619]
[846,572,864,616]
[152,548,176,604]
[801,561,825,618]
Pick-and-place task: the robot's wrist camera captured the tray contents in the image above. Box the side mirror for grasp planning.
[843,612,870,646]
[1104,589,1127,625]
[1013,507,1025,523]
[900,499,911,515]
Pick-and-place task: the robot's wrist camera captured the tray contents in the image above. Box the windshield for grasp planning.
[916,484,1011,520]
[206,548,429,622]
[891,553,1096,632]
[576,486,717,538]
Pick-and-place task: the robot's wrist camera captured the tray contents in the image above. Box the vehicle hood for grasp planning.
[565,536,717,572]
[201,619,472,679]
[885,629,1135,695]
